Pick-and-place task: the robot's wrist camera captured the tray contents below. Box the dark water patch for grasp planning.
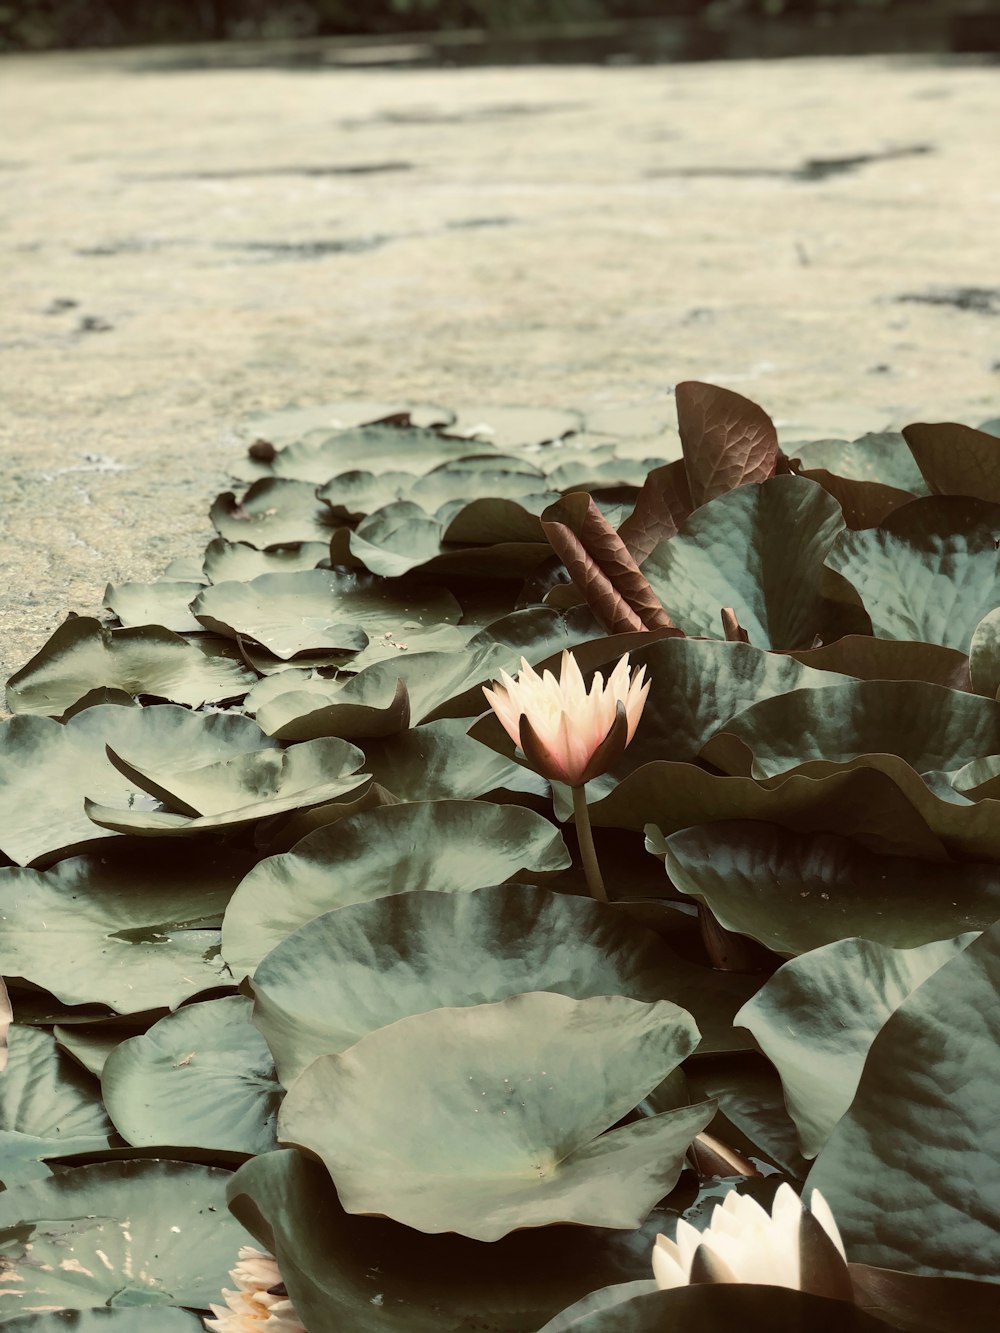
[127,161,413,181]
[647,144,933,184]
[341,101,585,129]
[75,238,176,257]
[897,288,1000,315]
[222,235,393,260]
[445,217,515,231]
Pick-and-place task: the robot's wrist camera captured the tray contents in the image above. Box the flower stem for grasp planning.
[572,783,607,903]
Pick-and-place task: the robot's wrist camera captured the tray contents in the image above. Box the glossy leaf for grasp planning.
[736,934,975,1156]
[102,997,280,1154]
[278,992,709,1240]
[193,569,461,660]
[642,477,844,648]
[6,619,256,717]
[0,842,247,1011]
[0,1160,241,1316]
[251,881,734,1083]
[808,920,1000,1277]
[0,1026,112,1186]
[86,736,368,837]
[0,703,274,866]
[664,821,1000,954]
[210,477,339,547]
[825,496,1000,651]
[226,1148,669,1333]
[222,799,571,976]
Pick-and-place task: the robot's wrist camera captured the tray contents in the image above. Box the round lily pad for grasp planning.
[102,997,280,1155]
[278,992,709,1240]
[222,799,570,976]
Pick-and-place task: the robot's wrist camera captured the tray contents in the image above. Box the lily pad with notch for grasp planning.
[102,996,281,1155]
[278,992,711,1241]
[193,569,462,661]
[5,619,256,718]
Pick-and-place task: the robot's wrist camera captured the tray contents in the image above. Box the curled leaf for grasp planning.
[541,492,675,634]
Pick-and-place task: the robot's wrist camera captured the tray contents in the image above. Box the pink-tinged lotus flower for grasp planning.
[203,1246,306,1332]
[483,650,650,788]
[653,1185,848,1295]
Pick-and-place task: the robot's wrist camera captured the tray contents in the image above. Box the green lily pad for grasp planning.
[849,1264,1000,1333]
[5,619,256,718]
[278,992,710,1240]
[193,569,461,660]
[808,920,1000,1277]
[825,496,1000,651]
[787,636,971,691]
[222,799,571,976]
[362,716,549,801]
[614,638,847,773]
[736,934,975,1157]
[969,608,1000,698]
[102,997,280,1155]
[705,679,1000,782]
[201,538,329,582]
[226,1148,674,1333]
[593,762,947,861]
[85,736,368,837]
[333,499,549,579]
[253,882,702,1083]
[664,821,1000,955]
[103,581,205,634]
[684,1052,809,1178]
[251,606,602,741]
[536,1285,889,1332]
[317,468,418,519]
[0,1026,112,1186]
[642,476,844,648]
[0,702,278,866]
[253,422,484,483]
[0,1160,242,1316]
[54,1021,146,1079]
[789,432,927,492]
[210,478,340,548]
[446,404,582,448]
[0,842,248,1012]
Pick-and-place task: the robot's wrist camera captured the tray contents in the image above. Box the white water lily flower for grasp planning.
[653,1185,847,1293]
[483,650,649,788]
[203,1246,306,1332]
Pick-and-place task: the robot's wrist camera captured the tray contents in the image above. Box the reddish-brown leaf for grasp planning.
[903,421,1000,502]
[618,459,693,565]
[676,380,780,507]
[796,467,915,530]
[541,493,676,634]
[721,608,750,644]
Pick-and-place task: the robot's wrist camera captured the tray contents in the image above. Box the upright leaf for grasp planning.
[675,381,779,507]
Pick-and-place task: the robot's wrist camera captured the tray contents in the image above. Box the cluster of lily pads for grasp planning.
[1,384,999,1331]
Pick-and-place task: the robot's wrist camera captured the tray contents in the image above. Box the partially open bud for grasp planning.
[483,650,649,788]
[203,1246,306,1332]
[652,1186,851,1300]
